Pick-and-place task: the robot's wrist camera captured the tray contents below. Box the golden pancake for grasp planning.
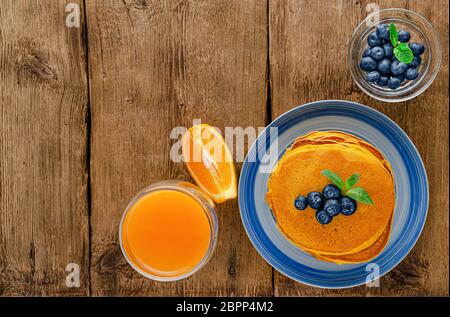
[266,131,395,263]
[309,219,392,264]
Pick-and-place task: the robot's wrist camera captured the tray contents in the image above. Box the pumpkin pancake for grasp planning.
[266,131,395,263]
[309,218,393,264]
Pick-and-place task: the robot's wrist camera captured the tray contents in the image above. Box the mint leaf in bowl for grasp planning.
[394,43,414,64]
[389,23,398,47]
[389,23,414,64]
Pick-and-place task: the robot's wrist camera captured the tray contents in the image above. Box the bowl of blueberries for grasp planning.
[348,8,441,102]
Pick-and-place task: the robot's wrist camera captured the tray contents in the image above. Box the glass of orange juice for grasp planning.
[119,181,218,281]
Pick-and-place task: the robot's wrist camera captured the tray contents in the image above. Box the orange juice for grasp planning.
[120,183,217,280]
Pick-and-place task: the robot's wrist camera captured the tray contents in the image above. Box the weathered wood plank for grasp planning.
[87,0,272,296]
[269,0,448,296]
[0,0,89,295]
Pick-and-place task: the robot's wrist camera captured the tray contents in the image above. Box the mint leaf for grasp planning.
[321,170,344,190]
[394,43,414,64]
[346,187,374,205]
[389,23,398,47]
[345,173,360,191]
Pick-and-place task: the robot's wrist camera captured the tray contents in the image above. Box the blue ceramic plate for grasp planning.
[238,100,428,289]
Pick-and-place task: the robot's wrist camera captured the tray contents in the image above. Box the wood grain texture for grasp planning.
[86,0,272,296]
[0,0,447,297]
[269,0,449,296]
[0,0,89,295]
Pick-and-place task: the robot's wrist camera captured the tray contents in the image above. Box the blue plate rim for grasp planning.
[238,99,429,289]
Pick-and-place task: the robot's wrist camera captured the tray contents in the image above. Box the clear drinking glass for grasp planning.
[119,181,219,282]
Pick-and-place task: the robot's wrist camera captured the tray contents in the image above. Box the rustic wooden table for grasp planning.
[0,0,448,296]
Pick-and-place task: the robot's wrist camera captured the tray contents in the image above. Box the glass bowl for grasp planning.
[119,181,218,282]
[348,8,441,102]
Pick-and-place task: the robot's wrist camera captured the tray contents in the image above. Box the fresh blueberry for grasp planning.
[376,24,389,41]
[362,47,372,58]
[294,195,308,210]
[377,58,391,75]
[324,199,342,217]
[370,46,385,60]
[391,59,408,75]
[408,56,421,68]
[395,74,405,83]
[376,75,389,86]
[398,30,411,43]
[383,42,394,58]
[367,32,382,47]
[322,184,341,200]
[315,209,333,225]
[359,57,378,71]
[366,71,380,82]
[387,76,402,89]
[409,42,425,56]
[341,197,357,216]
[405,68,419,80]
[307,192,324,210]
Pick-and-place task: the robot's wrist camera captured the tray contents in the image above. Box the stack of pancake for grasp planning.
[266,131,395,264]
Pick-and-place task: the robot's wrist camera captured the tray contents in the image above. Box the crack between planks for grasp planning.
[266,0,275,298]
[265,0,273,129]
[82,0,93,297]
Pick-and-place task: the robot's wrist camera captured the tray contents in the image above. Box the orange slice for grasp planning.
[182,124,237,203]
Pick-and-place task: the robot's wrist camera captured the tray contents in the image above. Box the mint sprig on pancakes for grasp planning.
[321,170,374,205]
